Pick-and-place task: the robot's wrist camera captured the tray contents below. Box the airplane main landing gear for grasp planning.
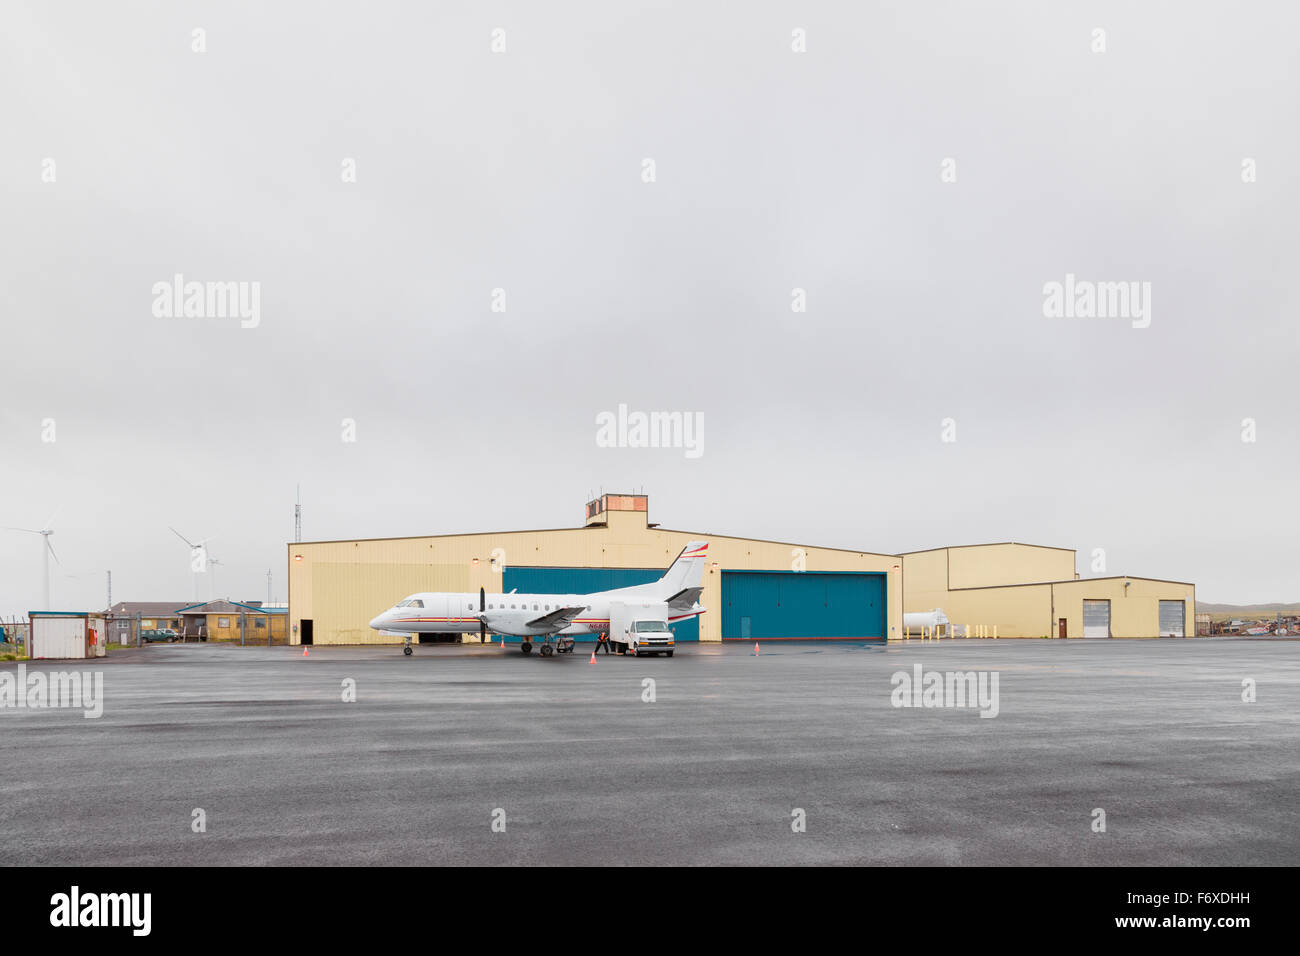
[520,642,532,654]
[540,644,554,657]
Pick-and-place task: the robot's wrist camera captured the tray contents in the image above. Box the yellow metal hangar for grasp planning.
[900,543,1196,640]
[286,494,1194,646]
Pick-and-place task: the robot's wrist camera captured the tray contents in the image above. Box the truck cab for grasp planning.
[609,601,675,657]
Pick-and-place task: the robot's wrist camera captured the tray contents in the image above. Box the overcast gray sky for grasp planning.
[2,1,1296,616]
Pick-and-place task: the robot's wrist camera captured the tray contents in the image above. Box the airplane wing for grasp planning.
[525,605,588,631]
[665,587,704,609]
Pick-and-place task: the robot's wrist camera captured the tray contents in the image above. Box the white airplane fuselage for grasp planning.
[367,541,710,642]
[369,587,702,638]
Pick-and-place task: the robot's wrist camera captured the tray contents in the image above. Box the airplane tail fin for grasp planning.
[658,541,708,597]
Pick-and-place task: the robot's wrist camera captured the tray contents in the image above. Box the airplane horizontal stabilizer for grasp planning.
[665,586,704,609]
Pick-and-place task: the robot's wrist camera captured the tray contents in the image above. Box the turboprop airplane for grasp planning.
[368,541,709,657]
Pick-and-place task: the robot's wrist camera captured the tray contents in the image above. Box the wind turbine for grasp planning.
[5,513,60,610]
[170,527,215,603]
[207,556,226,601]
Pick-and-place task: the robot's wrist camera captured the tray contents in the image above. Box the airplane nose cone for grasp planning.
[369,614,384,630]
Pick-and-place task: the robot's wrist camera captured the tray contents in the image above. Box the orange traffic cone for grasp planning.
[589,651,597,664]
[753,642,760,655]
[302,647,309,657]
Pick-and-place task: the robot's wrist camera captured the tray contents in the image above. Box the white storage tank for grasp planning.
[29,612,106,659]
[903,608,950,636]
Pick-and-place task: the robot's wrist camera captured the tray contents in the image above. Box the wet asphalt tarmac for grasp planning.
[1,638,1295,865]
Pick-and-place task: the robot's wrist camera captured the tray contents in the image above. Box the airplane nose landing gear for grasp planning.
[539,644,554,657]
[403,645,412,656]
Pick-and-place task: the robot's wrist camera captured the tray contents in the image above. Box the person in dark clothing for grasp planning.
[594,631,611,654]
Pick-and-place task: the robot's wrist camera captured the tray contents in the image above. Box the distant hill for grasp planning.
[1197,602,1300,614]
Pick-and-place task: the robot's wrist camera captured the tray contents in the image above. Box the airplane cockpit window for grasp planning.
[396,599,424,608]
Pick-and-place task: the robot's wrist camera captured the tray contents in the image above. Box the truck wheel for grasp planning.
[666,651,673,657]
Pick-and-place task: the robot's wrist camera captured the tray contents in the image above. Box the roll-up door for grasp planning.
[1082,599,1110,638]
[1158,600,1185,637]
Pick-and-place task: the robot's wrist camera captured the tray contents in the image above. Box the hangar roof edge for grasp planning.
[900,542,1078,555]
[653,527,899,559]
[953,575,1196,590]
[288,524,901,559]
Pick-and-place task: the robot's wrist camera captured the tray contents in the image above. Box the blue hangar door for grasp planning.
[721,571,886,640]
[501,567,700,642]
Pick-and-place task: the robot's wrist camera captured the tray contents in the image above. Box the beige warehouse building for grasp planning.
[287,495,1194,646]
[901,543,1195,639]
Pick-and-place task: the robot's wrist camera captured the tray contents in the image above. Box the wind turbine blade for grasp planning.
[45,538,62,566]
[169,526,197,548]
[4,527,41,534]
[41,508,60,531]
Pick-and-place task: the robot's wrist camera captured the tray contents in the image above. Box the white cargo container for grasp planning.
[30,612,106,659]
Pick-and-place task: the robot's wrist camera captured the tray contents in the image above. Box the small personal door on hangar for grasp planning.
[1082,599,1111,638]
[721,571,886,640]
[1158,600,1185,637]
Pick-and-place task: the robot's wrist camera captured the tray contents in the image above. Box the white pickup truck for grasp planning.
[608,601,675,657]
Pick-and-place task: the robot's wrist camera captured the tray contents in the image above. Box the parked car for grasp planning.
[141,629,179,643]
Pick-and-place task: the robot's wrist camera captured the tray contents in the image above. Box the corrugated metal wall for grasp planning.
[721,571,887,640]
[316,561,474,644]
[503,566,700,641]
